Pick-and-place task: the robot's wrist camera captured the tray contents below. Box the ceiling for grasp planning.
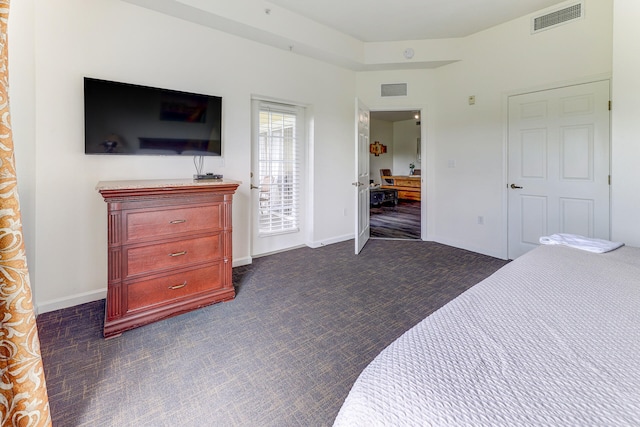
[267,0,569,42]
[123,0,574,70]
[371,111,419,123]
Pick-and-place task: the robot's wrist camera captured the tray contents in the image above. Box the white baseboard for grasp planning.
[233,256,252,267]
[307,233,354,249]
[36,288,107,315]
[431,236,506,260]
[250,244,307,259]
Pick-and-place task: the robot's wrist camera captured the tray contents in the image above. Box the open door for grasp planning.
[354,99,370,254]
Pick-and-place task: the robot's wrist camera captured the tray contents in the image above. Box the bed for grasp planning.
[334,244,640,426]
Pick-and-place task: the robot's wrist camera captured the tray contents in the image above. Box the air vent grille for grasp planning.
[532,2,583,33]
[381,83,407,97]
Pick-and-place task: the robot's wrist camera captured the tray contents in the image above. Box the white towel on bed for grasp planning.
[539,233,624,253]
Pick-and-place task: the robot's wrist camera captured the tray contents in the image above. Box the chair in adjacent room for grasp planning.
[380,169,394,185]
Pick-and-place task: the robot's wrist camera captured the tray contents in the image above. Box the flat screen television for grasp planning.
[84,77,222,156]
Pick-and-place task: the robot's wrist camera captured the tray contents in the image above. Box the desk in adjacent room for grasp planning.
[380,175,421,201]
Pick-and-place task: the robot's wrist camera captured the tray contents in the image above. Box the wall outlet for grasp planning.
[468,95,476,105]
[477,216,484,225]
[448,159,456,168]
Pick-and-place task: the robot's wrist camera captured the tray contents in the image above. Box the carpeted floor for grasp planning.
[37,239,508,426]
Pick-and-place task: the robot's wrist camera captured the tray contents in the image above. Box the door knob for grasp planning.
[510,183,523,189]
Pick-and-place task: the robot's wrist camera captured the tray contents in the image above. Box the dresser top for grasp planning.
[96,178,242,191]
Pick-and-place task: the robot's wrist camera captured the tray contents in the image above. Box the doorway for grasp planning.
[250,99,306,257]
[369,110,422,240]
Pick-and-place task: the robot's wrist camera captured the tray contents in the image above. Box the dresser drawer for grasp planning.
[125,234,223,278]
[125,204,222,242]
[127,263,223,312]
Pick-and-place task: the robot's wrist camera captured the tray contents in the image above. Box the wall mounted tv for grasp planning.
[84,77,222,156]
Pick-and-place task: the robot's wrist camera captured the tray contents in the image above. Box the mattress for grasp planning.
[334,245,640,426]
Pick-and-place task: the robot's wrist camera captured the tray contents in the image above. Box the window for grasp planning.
[256,102,302,236]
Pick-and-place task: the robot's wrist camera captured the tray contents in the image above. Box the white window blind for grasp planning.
[257,103,301,236]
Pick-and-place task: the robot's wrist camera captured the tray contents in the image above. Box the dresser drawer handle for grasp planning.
[169,219,187,224]
[168,281,187,290]
[169,251,187,257]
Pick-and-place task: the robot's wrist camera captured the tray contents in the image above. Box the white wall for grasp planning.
[430,0,612,258]
[369,119,393,185]
[8,0,37,299]
[10,0,356,312]
[357,0,613,258]
[370,118,421,183]
[611,0,640,246]
[391,119,420,175]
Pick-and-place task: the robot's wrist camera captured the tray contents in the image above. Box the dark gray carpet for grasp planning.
[37,240,508,426]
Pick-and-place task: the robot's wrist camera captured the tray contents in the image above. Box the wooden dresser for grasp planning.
[96,179,240,338]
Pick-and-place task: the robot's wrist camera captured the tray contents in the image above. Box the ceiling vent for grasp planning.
[532,2,584,34]
[381,83,407,97]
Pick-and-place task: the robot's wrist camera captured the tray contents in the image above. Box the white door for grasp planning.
[508,80,610,259]
[251,100,305,256]
[354,99,370,254]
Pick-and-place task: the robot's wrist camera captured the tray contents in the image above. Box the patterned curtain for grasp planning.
[0,1,52,426]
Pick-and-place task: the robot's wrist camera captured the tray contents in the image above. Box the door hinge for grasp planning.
[608,100,612,111]
[608,175,611,185]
